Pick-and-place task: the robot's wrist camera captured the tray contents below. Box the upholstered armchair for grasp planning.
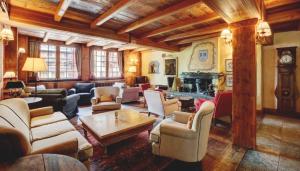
[144,90,180,118]
[68,83,95,106]
[150,101,215,162]
[113,82,140,103]
[195,90,232,124]
[91,87,122,112]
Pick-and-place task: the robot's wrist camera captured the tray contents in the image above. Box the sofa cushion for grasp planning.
[31,112,67,128]
[32,131,93,161]
[92,102,121,111]
[100,95,113,102]
[31,120,75,141]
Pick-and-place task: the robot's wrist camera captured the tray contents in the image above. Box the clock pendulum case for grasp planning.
[275,47,297,114]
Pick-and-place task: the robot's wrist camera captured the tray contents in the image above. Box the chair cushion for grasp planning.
[31,112,67,128]
[92,102,121,111]
[75,83,94,93]
[31,120,75,141]
[32,131,93,161]
[100,95,113,102]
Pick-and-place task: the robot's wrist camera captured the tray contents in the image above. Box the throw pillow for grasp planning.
[100,95,113,102]
[187,113,196,129]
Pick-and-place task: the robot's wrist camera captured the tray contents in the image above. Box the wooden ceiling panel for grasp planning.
[264,0,300,9]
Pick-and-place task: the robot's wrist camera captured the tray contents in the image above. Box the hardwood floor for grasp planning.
[77,102,300,171]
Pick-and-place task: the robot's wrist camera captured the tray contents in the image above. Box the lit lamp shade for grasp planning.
[128,65,137,73]
[0,27,14,41]
[257,21,272,37]
[3,71,16,79]
[22,57,48,72]
[220,29,232,42]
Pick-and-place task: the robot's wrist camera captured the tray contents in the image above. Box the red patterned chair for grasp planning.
[195,91,232,124]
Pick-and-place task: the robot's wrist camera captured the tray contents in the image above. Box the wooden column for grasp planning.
[4,27,18,74]
[231,19,257,149]
[81,45,90,81]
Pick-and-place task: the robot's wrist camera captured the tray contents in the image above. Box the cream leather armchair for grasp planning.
[149,101,215,162]
[91,87,122,112]
[144,90,180,118]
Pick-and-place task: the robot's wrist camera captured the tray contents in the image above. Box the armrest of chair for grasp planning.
[91,97,99,105]
[30,106,54,118]
[160,122,196,139]
[116,96,122,104]
[68,88,76,95]
[32,138,78,156]
[173,111,191,124]
[163,98,179,106]
[90,87,96,97]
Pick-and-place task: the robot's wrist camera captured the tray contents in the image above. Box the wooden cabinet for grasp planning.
[275,47,297,114]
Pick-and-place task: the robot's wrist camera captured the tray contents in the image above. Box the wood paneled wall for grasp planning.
[4,34,128,89]
[123,50,142,86]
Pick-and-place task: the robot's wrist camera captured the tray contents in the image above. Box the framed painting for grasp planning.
[148,61,160,74]
[225,59,233,72]
[164,58,177,76]
[226,74,233,87]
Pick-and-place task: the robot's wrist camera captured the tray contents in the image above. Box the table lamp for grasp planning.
[3,71,16,80]
[5,80,25,97]
[22,57,47,96]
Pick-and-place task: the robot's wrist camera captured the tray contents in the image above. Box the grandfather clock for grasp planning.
[275,47,297,114]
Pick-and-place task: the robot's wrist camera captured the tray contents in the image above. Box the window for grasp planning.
[39,44,56,80]
[92,49,122,79]
[60,46,78,79]
[39,43,80,80]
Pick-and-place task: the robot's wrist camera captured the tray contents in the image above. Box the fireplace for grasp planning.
[180,72,220,96]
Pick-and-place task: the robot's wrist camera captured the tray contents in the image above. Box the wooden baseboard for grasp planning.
[262,108,300,119]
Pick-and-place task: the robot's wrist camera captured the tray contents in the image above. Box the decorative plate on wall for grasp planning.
[188,42,217,71]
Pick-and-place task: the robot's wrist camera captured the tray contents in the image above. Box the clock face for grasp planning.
[280,54,293,64]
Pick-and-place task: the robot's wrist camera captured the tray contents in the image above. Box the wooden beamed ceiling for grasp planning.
[7,0,300,50]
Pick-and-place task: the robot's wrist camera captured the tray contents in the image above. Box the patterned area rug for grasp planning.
[70,117,173,171]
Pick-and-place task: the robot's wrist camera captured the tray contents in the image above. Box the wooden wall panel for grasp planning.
[124,50,141,86]
[4,27,18,74]
[231,19,257,149]
[18,34,29,82]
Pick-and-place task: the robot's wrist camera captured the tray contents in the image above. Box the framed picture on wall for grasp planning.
[164,58,177,76]
[226,74,233,87]
[225,59,233,72]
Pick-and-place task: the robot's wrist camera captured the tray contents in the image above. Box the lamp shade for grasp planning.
[22,57,48,72]
[257,20,272,37]
[0,27,14,41]
[3,71,16,79]
[128,65,137,73]
[5,80,25,89]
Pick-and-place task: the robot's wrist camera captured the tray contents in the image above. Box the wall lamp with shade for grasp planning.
[128,65,137,73]
[3,71,16,80]
[0,25,14,45]
[220,29,232,45]
[22,57,48,95]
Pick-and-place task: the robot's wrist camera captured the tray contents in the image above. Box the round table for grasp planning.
[22,97,42,104]
[2,154,87,171]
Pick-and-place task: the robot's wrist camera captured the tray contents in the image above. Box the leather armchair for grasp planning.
[150,101,215,162]
[91,87,122,112]
[144,90,180,118]
[69,83,95,106]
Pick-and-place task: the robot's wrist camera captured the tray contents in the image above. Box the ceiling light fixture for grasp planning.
[256,0,272,44]
[220,29,232,44]
[0,25,14,45]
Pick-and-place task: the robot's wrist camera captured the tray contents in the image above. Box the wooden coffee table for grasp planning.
[80,109,156,154]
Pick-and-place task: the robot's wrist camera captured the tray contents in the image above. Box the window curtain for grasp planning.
[75,46,82,79]
[117,52,124,78]
[89,46,96,79]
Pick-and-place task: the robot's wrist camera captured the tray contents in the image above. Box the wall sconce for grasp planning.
[18,48,26,54]
[256,20,272,43]
[220,29,232,45]
[0,25,14,45]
